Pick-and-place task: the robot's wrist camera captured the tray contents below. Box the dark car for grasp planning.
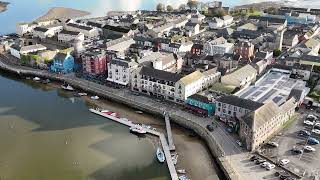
[206,125,214,132]
[279,173,291,180]
[284,177,297,180]
[298,130,311,137]
[292,148,303,154]
[255,158,266,164]
[250,155,258,161]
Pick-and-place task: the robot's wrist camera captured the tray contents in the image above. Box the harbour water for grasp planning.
[0,72,170,180]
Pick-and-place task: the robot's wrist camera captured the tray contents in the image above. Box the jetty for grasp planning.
[89,108,179,180]
[164,112,175,151]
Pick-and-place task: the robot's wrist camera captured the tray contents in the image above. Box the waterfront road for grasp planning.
[0,55,280,180]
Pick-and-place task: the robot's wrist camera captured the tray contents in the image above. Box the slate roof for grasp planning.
[300,54,320,63]
[59,30,80,36]
[188,94,211,104]
[54,53,68,61]
[216,95,263,111]
[140,66,183,83]
[288,88,303,101]
[34,27,49,32]
[103,25,131,33]
[67,23,93,31]
[109,58,130,68]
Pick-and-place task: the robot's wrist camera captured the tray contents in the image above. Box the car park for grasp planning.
[308,137,320,145]
[279,159,290,166]
[267,141,279,147]
[304,145,316,152]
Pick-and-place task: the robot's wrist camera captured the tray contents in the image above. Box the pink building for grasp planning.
[82,49,107,75]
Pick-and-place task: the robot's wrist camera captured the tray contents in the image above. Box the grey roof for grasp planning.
[59,30,80,36]
[185,22,199,27]
[288,88,303,101]
[103,24,131,33]
[109,58,130,67]
[293,63,312,71]
[140,66,183,83]
[10,44,21,51]
[67,23,93,31]
[169,43,181,48]
[301,54,320,63]
[34,27,49,32]
[255,52,267,59]
[217,95,264,111]
[54,53,68,61]
[188,94,211,104]
[249,16,287,24]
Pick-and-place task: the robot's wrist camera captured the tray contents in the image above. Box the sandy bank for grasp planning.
[36,7,90,22]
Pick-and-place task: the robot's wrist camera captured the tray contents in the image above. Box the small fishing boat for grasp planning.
[130,125,147,134]
[61,84,74,91]
[78,93,87,96]
[26,77,31,80]
[171,153,178,165]
[179,175,190,180]
[156,148,165,163]
[177,169,186,174]
[135,111,143,114]
[91,96,99,100]
[33,77,41,81]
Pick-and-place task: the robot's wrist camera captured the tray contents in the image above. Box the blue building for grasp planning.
[185,94,215,117]
[50,52,75,73]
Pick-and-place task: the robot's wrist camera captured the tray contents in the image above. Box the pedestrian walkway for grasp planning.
[164,112,175,151]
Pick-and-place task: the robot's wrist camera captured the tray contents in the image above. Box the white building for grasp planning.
[106,37,135,57]
[209,17,224,29]
[64,23,99,38]
[204,37,234,55]
[10,44,47,59]
[107,58,138,86]
[32,26,63,39]
[185,22,200,36]
[58,30,85,43]
[222,15,233,26]
[165,42,194,54]
[190,14,206,24]
[221,64,257,88]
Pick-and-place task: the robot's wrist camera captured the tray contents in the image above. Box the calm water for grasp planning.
[0,72,170,180]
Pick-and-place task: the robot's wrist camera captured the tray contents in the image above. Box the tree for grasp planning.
[187,0,198,9]
[273,49,282,57]
[156,3,165,12]
[216,9,226,17]
[167,5,173,12]
[249,7,256,14]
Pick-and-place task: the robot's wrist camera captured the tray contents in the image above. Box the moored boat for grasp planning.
[177,169,186,174]
[130,125,147,134]
[90,96,99,100]
[179,175,190,180]
[61,84,74,91]
[33,77,41,81]
[78,93,87,96]
[156,148,165,163]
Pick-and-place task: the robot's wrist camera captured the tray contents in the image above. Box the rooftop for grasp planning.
[140,66,183,83]
[217,95,264,111]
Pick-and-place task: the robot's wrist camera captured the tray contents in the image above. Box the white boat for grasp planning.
[172,154,178,165]
[177,169,186,174]
[156,148,165,163]
[61,84,74,91]
[130,125,147,134]
[91,96,99,100]
[33,77,41,81]
[78,93,87,96]
[135,111,143,114]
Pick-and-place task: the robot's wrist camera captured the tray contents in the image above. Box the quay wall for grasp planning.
[0,59,241,180]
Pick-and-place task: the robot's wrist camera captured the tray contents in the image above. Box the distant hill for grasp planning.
[35,7,90,22]
[0,1,9,13]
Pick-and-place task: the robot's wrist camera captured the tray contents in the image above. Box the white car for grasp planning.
[267,142,279,147]
[266,164,275,170]
[236,140,242,147]
[304,120,314,126]
[315,122,320,127]
[304,145,316,152]
[261,162,270,168]
[307,114,318,120]
[312,129,320,135]
[279,159,290,166]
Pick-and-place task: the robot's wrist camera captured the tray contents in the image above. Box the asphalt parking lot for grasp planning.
[260,107,320,178]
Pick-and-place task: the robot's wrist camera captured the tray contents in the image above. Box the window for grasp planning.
[234,107,237,111]
[228,111,231,115]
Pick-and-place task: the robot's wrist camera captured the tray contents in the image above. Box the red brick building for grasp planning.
[234,41,255,60]
[82,49,107,75]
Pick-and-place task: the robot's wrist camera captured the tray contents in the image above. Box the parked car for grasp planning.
[255,158,266,164]
[304,145,316,152]
[250,155,258,161]
[308,137,320,145]
[226,127,233,133]
[206,124,214,132]
[266,163,276,170]
[279,159,290,166]
[267,141,279,147]
[292,148,303,154]
[298,130,311,137]
[284,177,297,180]
[236,140,242,147]
[304,120,314,126]
[307,114,317,121]
[261,162,270,168]
[312,129,320,135]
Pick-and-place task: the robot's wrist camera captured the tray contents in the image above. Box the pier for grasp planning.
[89,109,179,180]
[164,112,175,151]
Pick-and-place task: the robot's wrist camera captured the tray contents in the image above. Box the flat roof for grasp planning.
[235,69,307,105]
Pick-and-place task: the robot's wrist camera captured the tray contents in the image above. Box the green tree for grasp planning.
[187,0,198,9]
[249,7,256,14]
[216,9,226,17]
[273,49,282,57]
[166,5,173,12]
[156,3,165,12]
